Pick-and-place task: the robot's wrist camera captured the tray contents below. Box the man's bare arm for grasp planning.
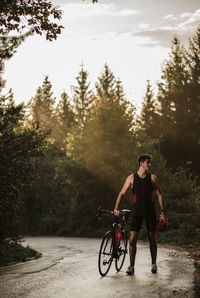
[114,174,133,216]
[151,174,166,223]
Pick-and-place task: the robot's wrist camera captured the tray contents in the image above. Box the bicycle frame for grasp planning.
[110,217,124,258]
[97,207,131,276]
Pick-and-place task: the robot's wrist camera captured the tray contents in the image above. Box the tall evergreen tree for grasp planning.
[55,91,75,152]
[140,80,159,138]
[158,37,187,126]
[0,59,4,89]
[187,27,200,128]
[115,78,125,103]
[185,27,200,175]
[30,76,56,142]
[71,64,93,128]
[156,37,190,169]
[95,64,116,100]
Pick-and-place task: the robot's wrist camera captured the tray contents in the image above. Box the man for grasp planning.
[114,154,166,275]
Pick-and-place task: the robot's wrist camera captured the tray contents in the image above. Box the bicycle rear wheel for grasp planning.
[98,231,113,277]
[115,230,128,272]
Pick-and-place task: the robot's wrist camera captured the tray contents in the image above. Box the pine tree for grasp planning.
[0,59,4,89]
[71,64,93,128]
[95,64,115,100]
[30,76,56,141]
[156,37,190,168]
[55,91,75,152]
[140,80,159,138]
[158,37,188,127]
[187,27,200,130]
[114,78,125,103]
[184,26,200,175]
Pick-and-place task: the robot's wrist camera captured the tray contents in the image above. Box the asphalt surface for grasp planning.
[0,237,195,298]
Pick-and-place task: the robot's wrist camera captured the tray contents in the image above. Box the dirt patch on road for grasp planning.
[186,246,200,298]
[164,243,200,298]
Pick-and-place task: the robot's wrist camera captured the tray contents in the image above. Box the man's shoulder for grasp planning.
[150,173,158,185]
[150,173,157,179]
[126,173,134,185]
[127,173,134,180]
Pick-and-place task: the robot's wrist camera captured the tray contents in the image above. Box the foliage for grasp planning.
[68,65,137,191]
[54,91,75,153]
[25,65,138,236]
[140,80,160,139]
[24,147,74,235]
[139,29,200,179]
[0,92,46,244]
[71,64,94,128]
[0,242,40,266]
[0,59,4,88]
[30,75,56,139]
[95,64,116,99]
[0,30,34,60]
[0,0,63,41]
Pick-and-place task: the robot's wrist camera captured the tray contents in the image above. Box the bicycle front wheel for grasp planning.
[115,230,128,272]
[98,231,113,277]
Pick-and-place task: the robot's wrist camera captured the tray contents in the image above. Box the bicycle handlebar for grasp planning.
[98,208,113,216]
[97,207,131,220]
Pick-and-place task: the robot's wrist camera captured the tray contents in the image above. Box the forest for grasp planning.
[0,0,200,265]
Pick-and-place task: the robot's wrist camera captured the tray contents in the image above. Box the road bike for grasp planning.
[97,207,131,277]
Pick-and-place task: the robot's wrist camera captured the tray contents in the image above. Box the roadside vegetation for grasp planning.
[0,242,41,266]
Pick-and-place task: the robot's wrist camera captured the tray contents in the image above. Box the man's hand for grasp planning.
[114,209,120,217]
[160,212,167,224]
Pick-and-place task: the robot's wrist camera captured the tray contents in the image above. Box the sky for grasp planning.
[3,0,200,111]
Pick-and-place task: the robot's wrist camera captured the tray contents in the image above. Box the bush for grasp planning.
[0,242,41,266]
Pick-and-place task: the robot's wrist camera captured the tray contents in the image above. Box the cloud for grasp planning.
[178,9,200,29]
[134,9,200,48]
[133,29,177,48]
[138,23,150,29]
[57,2,139,41]
[117,9,138,17]
[164,14,174,19]
[62,3,138,20]
[180,13,191,19]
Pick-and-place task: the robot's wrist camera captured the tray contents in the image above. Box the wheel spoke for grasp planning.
[115,231,128,272]
[98,232,113,276]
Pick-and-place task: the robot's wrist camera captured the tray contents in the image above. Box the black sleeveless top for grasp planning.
[132,172,155,216]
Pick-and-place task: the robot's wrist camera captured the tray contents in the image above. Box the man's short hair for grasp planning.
[138,154,151,165]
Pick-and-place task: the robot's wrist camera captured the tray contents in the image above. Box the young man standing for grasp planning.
[114,154,166,275]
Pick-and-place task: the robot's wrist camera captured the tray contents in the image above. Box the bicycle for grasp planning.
[97,207,131,277]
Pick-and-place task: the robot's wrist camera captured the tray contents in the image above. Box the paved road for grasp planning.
[0,237,195,297]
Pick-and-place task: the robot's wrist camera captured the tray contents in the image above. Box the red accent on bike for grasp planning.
[98,216,102,221]
[133,193,137,203]
[116,231,122,246]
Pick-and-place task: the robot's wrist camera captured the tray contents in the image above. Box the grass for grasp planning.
[0,241,41,266]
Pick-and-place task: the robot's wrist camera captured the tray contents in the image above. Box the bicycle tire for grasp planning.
[115,230,128,272]
[98,231,113,277]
